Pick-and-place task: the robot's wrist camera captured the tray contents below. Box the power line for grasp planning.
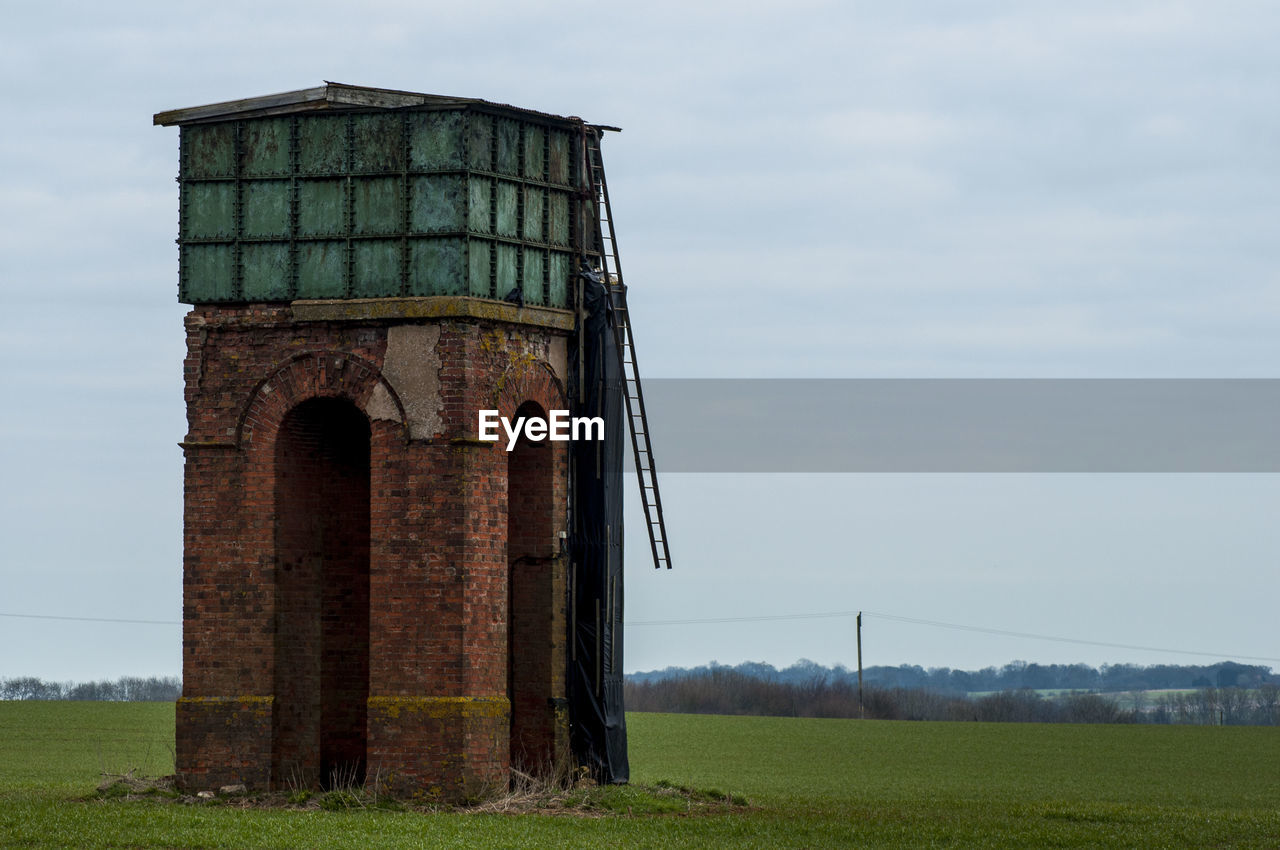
[864,612,1280,664]
[0,611,179,627]
[631,611,856,626]
[630,609,1280,664]
[6,606,1277,665]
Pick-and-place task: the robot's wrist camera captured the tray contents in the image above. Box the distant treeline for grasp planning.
[625,671,1133,723]
[627,658,1277,693]
[0,676,180,702]
[624,668,1280,726]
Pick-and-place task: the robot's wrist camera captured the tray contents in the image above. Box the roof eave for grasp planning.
[153,82,599,128]
[153,83,433,126]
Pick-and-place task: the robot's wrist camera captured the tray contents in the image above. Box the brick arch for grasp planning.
[235,351,407,449]
[490,360,566,448]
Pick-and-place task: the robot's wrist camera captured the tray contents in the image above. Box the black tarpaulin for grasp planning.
[568,270,629,784]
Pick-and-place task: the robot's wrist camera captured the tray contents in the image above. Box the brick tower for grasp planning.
[156,84,602,797]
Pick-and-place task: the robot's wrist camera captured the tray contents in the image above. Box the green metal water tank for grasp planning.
[155,83,598,309]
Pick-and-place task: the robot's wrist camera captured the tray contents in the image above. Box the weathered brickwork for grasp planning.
[178,300,571,798]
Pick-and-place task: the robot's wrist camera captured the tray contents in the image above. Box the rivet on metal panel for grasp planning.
[344,113,355,299]
[488,237,498,300]
[462,112,472,300]
[542,124,550,184]
[489,122,498,299]
[542,127,552,306]
[177,131,187,301]
[568,132,578,265]
[539,246,549,308]
[541,129,552,306]
[515,124,526,298]
[465,108,476,177]
[517,120,526,179]
[400,112,410,297]
[288,115,300,300]
[232,121,244,301]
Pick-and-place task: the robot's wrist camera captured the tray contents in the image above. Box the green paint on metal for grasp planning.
[468,241,490,298]
[496,242,518,298]
[548,131,571,186]
[496,118,520,177]
[522,248,545,306]
[410,174,466,233]
[183,123,236,178]
[524,125,546,180]
[298,180,345,237]
[467,114,493,171]
[353,177,402,235]
[408,238,465,296]
[468,179,491,235]
[241,118,291,177]
[352,114,404,172]
[184,183,235,239]
[496,181,519,238]
[352,240,401,298]
[297,241,347,298]
[549,192,570,247]
[173,103,592,308]
[242,181,290,238]
[298,116,347,174]
[182,244,236,301]
[523,186,545,242]
[409,111,464,170]
[241,243,291,300]
[548,252,571,307]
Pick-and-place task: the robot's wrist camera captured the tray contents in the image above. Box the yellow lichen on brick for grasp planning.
[290,297,573,330]
[368,695,510,720]
[178,695,273,708]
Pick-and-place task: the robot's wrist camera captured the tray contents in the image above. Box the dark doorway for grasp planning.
[507,401,556,774]
[272,398,370,789]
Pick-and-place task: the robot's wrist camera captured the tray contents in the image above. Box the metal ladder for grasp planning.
[585,128,672,570]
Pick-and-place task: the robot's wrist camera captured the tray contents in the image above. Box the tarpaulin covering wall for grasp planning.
[567,271,629,783]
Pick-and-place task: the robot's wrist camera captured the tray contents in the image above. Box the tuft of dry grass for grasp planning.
[91,763,748,818]
[95,770,180,800]
[466,762,594,815]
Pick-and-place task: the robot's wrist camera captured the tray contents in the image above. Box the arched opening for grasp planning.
[507,400,556,774]
[272,397,370,789]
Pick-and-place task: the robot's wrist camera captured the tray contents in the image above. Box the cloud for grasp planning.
[2,1,1279,678]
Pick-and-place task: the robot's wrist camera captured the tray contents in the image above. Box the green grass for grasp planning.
[2,702,1279,848]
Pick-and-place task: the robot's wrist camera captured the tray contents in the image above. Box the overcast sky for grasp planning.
[2,2,1278,681]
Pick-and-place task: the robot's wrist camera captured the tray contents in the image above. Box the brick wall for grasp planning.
[177,303,571,797]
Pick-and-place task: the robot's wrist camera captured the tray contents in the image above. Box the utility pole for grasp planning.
[857,611,864,719]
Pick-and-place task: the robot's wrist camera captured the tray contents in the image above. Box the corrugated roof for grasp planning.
[153,82,596,127]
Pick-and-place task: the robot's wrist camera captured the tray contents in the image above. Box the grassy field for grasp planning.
[2,702,1279,848]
